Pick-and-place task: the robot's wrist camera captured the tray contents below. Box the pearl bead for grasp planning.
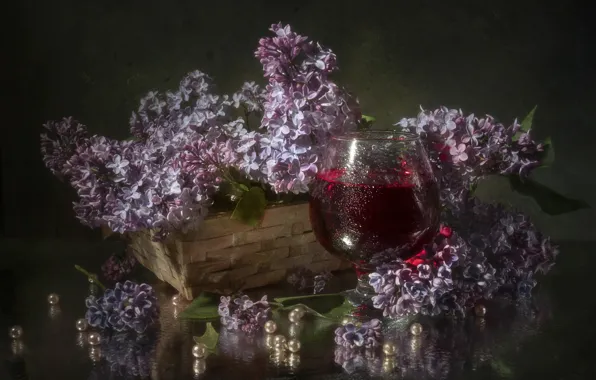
[192,343,207,358]
[288,323,301,338]
[287,339,300,353]
[410,322,423,336]
[47,293,60,305]
[172,294,182,306]
[474,304,487,317]
[382,342,396,355]
[193,358,207,375]
[88,276,95,284]
[9,326,23,339]
[87,332,102,346]
[292,307,305,318]
[76,318,88,332]
[288,310,301,323]
[264,320,277,334]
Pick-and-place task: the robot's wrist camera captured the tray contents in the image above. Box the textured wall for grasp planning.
[3,0,595,241]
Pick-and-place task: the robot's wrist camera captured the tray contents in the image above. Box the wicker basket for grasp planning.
[126,202,350,300]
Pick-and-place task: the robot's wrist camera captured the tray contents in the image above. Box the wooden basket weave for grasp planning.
[127,202,350,300]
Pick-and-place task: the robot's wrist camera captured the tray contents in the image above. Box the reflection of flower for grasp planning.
[286,267,332,294]
[94,329,157,378]
[218,295,270,334]
[334,319,381,349]
[101,251,136,282]
[85,281,159,333]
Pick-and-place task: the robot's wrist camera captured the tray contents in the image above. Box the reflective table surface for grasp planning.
[1,240,595,379]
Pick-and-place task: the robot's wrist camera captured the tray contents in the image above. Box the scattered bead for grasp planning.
[474,304,487,317]
[287,339,301,353]
[172,294,182,306]
[87,332,102,346]
[76,318,88,332]
[192,343,207,358]
[88,276,95,284]
[9,326,23,340]
[410,322,423,336]
[47,293,60,305]
[288,310,302,323]
[382,342,397,355]
[264,320,277,334]
[292,307,305,318]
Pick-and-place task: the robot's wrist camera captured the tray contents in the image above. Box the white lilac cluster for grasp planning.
[235,23,361,193]
[217,295,271,334]
[41,23,359,238]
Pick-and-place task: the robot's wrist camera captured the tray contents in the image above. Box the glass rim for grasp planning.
[330,130,420,142]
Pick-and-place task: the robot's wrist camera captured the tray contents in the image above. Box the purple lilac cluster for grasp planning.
[370,213,557,318]
[217,295,270,334]
[235,23,361,193]
[334,346,382,375]
[334,319,382,349]
[286,267,333,294]
[85,281,159,333]
[396,107,547,209]
[42,71,259,239]
[101,251,137,282]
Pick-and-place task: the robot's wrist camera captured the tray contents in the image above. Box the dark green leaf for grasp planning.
[491,359,513,377]
[274,293,342,305]
[361,115,376,123]
[323,298,355,322]
[508,175,589,215]
[513,105,537,142]
[231,186,267,226]
[238,183,249,192]
[193,322,219,353]
[179,292,220,320]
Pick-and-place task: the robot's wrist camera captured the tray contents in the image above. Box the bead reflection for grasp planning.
[89,346,102,362]
[193,358,207,377]
[288,323,302,338]
[48,305,62,319]
[286,353,300,371]
[76,332,87,348]
[382,357,396,374]
[269,349,287,367]
[11,339,25,356]
[265,334,275,350]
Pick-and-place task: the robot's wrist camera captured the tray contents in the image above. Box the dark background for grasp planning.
[2,0,595,251]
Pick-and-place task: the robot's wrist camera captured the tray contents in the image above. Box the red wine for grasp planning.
[309,169,440,271]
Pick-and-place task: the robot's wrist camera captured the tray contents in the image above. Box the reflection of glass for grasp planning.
[309,131,440,306]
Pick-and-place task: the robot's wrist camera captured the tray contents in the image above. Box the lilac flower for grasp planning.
[286,267,333,294]
[40,117,88,177]
[334,319,381,349]
[85,281,159,333]
[99,329,157,378]
[217,294,270,334]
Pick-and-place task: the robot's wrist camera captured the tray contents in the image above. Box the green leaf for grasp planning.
[230,186,267,226]
[491,359,513,377]
[274,293,342,305]
[513,105,537,141]
[238,183,249,192]
[508,175,589,215]
[193,322,220,354]
[361,114,376,123]
[323,298,355,322]
[74,265,105,290]
[179,292,220,320]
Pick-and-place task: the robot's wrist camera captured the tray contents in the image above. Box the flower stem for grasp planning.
[75,264,106,291]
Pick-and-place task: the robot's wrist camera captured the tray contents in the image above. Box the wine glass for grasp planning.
[309,130,440,308]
